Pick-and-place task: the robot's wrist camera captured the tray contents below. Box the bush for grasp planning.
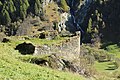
[83,45,112,62]
[60,0,69,12]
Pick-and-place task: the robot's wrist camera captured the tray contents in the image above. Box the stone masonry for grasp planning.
[34,31,81,60]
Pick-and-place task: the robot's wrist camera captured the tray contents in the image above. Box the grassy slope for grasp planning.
[6,36,69,47]
[94,44,120,73]
[89,44,120,80]
[105,44,120,58]
[82,44,120,79]
[0,40,85,80]
[94,61,117,73]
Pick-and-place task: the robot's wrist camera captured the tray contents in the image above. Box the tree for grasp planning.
[0,1,2,11]
[20,5,26,20]
[34,0,42,15]
[7,0,16,13]
[34,3,39,15]
[0,0,43,25]
[6,0,16,20]
[60,0,69,12]
[1,9,11,25]
[87,18,92,33]
[19,0,29,20]
[0,1,3,24]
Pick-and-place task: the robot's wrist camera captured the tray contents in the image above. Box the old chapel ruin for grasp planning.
[15,31,81,57]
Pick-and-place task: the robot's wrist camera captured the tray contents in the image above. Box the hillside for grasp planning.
[0,0,120,80]
[0,41,85,80]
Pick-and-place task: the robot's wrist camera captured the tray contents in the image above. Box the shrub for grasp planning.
[60,0,69,12]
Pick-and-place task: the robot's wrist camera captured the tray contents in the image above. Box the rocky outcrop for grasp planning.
[23,53,94,77]
[45,54,92,76]
[58,12,71,32]
[60,0,120,44]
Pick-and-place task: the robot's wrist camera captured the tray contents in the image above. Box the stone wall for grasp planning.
[34,32,80,60]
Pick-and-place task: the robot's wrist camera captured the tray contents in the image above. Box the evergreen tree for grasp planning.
[34,3,39,15]
[1,9,11,25]
[6,0,16,20]
[87,18,92,33]
[60,0,69,12]
[0,1,2,11]
[7,0,16,13]
[0,1,3,24]
[20,5,25,20]
[19,0,29,20]
[24,0,29,8]
[0,0,43,25]
[34,0,42,15]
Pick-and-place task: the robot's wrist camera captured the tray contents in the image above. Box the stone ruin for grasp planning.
[34,31,81,60]
[15,31,81,59]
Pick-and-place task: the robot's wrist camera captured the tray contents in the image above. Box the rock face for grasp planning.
[44,54,88,75]
[60,0,120,44]
[58,12,71,32]
[31,53,92,77]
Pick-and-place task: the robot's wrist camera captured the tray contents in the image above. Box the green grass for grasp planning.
[6,36,69,48]
[83,44,120,74]
[0,56,84,80]
[93,61,120,80]
[0,41,85,80]
[92,44,120,79]
[105,44,120,58]
[93,61,117,73]
[81,44,120,79]
[2,37,120,80]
